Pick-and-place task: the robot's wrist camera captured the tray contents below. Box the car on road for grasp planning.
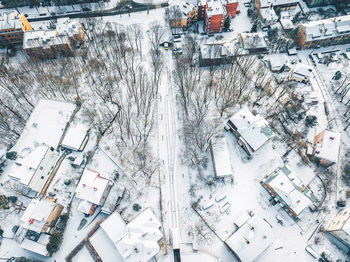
[164,42,169,50]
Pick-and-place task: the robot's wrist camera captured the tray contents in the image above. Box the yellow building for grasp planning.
[169,2,198,31]
[326,208,350,254]
[0,11,32,46]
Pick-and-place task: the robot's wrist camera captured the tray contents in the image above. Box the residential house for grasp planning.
[17,198,63,256]
[169,1,198,31]
[87,208,163,262]
[8,145,61,196]
[326,208,350,254]
[289,63,313,83]
[261,165,317,219]
[269,54,289,72]
[169,0,239,34]
[225,215,276,262]
[75,169,111,215]
[259,8,278,26]
[199,43,235,66]
[210,134,233,177]
[0,11,32,46]
[293,15,350,48]
[255,0,299,10]
[308,129,341,168]
[7,100,76,196]
[240,32,268,54]
[226,108,274,156]
[61,123,89,152]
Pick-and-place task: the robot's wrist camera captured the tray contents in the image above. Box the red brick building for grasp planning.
[201,0,238,34]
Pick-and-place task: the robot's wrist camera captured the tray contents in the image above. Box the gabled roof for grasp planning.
[314,129,341,163]
[291,63,313,79]
[302,15,350,43]
[99,208,163,262]
[21,198,60,233]
[75,169,109,206]
[228,108,274,153]
[8,146,60,194]
[265,166,315,216]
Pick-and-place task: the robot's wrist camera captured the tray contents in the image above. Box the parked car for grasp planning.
[202,200,214,210]
[89,204,96,216]
[220,202,230,213]
[215,193,226,202]
[305,245,318,259]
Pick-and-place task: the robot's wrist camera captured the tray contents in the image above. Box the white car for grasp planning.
[220,202,230,214]
[305,245,318,259]
[215,193,226,202]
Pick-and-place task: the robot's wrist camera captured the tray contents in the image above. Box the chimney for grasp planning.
[330,136,335,140]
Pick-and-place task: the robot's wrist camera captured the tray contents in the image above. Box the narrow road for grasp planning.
[158,49,181,259]
[25,2,168,22]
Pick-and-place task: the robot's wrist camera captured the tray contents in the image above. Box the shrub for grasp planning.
[133,203,141,212]
[8,196,17,203]
[46,231,63,255]
[6,151,17,160]
[305,115,318,128]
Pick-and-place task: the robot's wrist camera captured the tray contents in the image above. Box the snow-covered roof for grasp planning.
[228,108,274,153]
[314,129,341,163]
[291,63,313,79]
[265,166,314,216]
[0,11,22,31]
[225,215,275,262]
[259,0,299,8]
[210,135,233,177]
[20,238,49,256]
[280,18,294,30]
[75,169,110,206]
[240,32,268,50]
[11,99,76,153]
[61,123,89,151]
[259,8,278,23]
[56,18,81,38]
[23,29,69,50]
[269,54,287,71]
[8,146,60,193]
[206,0,225,17]
[301,15,350,43]
[101,212,128,243]
[98,208,163,262]
[116,208,163,262]
[21,198,61,233]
